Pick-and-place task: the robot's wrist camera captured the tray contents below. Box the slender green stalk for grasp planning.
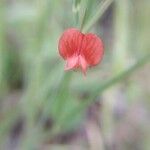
[102,0,130,140]
[80,0,92,30]
[63,54,150,125]
[92,54,150,99]
[82,0,113,33]
[113,0,130,73]
[34,0,55,51]
[43,71,72,118]
[73,0,82,26]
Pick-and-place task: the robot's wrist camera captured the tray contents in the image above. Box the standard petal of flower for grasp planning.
[81,33,104,66]
[58,28,83,59]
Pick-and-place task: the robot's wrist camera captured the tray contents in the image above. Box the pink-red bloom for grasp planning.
[58,28,104,74]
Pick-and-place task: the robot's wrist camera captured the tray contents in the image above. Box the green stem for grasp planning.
[92,54,150,99]
[113,0,130,72]
[82,0,113,33]
[73,0,81,26]
[63,54,150,123]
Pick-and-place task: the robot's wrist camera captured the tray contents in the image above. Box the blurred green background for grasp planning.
[0,0,150,150]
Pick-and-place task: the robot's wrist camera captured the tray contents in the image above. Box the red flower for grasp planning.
[58,28,104,75]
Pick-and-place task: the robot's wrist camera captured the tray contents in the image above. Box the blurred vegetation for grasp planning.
[0,0,150,150]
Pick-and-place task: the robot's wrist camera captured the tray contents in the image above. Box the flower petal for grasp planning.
[79,55,88,75]
[58,28,83,59]
[65,55,78,71]
[81,33,104,66]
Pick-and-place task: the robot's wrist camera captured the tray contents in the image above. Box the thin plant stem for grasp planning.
[73,0,81,26]
[82,0,114,33]
[92,54,150,99]
[62,54,150,126]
